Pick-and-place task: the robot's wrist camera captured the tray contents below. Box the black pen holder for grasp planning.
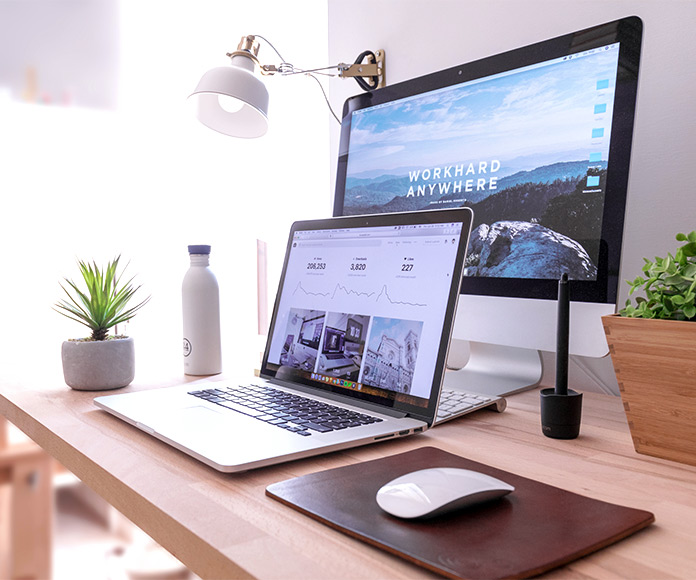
[540,388,583,439]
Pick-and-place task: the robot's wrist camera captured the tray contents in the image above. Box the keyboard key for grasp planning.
[305,422,333,433]
[217,401,265,418]
[257,414,277,422]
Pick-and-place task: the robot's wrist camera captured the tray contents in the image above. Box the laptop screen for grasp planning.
[261,208,472,421]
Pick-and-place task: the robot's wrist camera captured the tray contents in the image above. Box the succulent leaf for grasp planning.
[54,256,150,340]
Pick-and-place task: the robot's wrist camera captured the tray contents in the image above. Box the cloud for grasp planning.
[346,49,619,173]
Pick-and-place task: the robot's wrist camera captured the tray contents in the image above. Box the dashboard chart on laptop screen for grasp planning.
[265,220,464,405]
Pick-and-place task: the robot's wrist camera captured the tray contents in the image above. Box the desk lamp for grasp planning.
[189,34,385,138]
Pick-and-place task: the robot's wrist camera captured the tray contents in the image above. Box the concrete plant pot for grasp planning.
[61,336,135,391]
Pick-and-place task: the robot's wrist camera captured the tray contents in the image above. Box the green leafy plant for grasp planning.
[620,231,696,320]
[55,256,150,341]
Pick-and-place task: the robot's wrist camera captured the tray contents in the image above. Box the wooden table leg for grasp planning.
[1,442,54,580]
[0,416,8,450]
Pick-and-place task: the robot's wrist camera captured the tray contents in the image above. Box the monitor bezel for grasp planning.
[333,16,643,305]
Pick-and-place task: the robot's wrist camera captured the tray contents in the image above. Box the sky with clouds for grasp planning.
[346,46,620,178]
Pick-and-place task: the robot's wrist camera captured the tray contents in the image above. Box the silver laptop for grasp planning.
[95,208,473,472]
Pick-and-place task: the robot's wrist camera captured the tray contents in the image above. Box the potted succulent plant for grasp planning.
[55,256,150,390]
[602,230,696,466]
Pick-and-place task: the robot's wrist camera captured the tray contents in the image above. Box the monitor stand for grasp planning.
[443,341,543,398]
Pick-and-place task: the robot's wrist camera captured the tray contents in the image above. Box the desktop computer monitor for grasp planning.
[332,17,643,396]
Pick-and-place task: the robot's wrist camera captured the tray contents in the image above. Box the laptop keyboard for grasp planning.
[188,384,383,436]
[434,388,506,424]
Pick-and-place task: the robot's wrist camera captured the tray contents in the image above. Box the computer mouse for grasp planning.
[376,467,514,519]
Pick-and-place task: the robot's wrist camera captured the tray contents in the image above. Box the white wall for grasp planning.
[327,0,696,394]
[0,0,330,380]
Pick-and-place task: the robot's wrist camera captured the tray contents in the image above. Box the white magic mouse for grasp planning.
[376,467,515,519]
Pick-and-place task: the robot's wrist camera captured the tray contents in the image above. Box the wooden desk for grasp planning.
[2,373,696,579]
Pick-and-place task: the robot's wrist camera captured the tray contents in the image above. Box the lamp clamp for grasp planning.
[337,49,386,89]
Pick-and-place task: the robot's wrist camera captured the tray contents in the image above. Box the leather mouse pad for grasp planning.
[266,446,654,579]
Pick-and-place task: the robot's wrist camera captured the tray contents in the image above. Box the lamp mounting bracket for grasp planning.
[338,49,386,89]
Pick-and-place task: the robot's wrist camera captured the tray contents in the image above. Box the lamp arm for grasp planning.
[214,34,385,127]
[260,64,337,77]
[260,55,385,89]
[235,34,385,89]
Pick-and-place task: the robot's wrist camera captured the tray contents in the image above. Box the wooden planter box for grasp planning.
[602,314,696,466]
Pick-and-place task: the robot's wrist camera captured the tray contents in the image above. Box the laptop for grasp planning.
[95,208,473,472]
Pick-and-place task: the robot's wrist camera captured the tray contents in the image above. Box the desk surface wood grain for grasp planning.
[2,370,696,579]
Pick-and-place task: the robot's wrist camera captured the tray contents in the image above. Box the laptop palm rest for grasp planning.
[140,403,306,470]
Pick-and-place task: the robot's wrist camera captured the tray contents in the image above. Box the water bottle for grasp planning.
[182,245,222,375]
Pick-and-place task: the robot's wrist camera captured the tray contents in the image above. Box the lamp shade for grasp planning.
[189,54,269,138]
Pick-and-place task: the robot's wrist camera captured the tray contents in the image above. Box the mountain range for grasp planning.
[342,160,609,274]
[342,160,606,215]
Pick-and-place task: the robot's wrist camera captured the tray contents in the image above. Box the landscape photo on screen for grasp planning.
[343,45,620,281]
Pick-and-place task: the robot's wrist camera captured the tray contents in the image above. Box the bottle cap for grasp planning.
[188,245,211,255]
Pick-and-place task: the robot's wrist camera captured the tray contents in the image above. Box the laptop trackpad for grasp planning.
[164,405,223,424]
[145,404,287,468]
[149,405,258,439]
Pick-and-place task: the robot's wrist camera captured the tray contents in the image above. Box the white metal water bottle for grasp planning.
[182,245,222,375]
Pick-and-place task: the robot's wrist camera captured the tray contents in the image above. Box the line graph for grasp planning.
[292,281,427,307]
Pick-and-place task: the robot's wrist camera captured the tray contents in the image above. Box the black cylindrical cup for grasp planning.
[540,388,583,439]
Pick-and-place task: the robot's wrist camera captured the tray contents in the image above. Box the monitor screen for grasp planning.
[334,16,642,307]
[346,317,364,343]
[323,327,344,353]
